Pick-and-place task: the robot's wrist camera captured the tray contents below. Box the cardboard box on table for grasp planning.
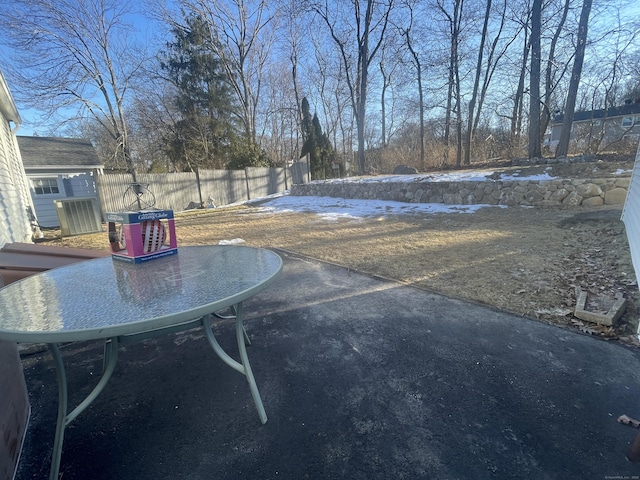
[106,210,177,263]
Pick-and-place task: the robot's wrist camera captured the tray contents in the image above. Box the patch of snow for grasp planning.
[252,194,504,219]
[222,168,565,222]
[500,172,556,181]
[316,169,556,184]
[218,238,246,245]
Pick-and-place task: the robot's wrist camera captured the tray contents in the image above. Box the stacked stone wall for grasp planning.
[290,175,631,208]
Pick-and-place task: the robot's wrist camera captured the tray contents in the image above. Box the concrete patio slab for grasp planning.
[14,250,640,480]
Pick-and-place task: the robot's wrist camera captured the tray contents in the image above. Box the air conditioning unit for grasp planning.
[54,197,103,237]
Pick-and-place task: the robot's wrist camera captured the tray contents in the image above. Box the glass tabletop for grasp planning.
[0,245,282,343]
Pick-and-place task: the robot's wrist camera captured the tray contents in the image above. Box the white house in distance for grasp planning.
[17,136,104,228]
[0,71,37,248]
[549,100,640,154]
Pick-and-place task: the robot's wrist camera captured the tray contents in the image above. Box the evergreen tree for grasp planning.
[300,97,337,179]
[161,14,238,171]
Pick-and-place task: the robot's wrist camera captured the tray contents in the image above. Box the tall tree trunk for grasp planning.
[381,71,387,148]
[416,57,425,170]
[440,0,463,166]
[540,0,570,143]
[555,0,592,158]
[403,14,425,170]
[455,62,463,167]
[464,0,491,166]
[380,60,388,148]
[442,0,462,154]
[511,30,530,143]
[357,8,370,175]
[511,21,531,146]
[473,0,512,134]
[316,0,393,175]
[528,0,542,159]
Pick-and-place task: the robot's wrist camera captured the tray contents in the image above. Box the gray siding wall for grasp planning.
[0,118,33,247]
[28,172,98,228]
[622,144,640,324]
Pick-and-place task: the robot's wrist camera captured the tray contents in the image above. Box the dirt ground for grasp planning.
[39,200,640,345]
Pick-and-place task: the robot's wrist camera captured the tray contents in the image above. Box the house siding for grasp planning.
[28,172,97,227]
[622,143,640,321]
[0,118,33,248]
[550,103,640,153]
[17,137,103,228]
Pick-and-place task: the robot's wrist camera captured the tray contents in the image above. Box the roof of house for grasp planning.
[553,101,640,124]
[17,136,103,170]
[0,71,21,125]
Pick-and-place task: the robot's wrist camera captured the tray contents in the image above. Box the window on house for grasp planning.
[33,178,60,195]
[622,117,634,127]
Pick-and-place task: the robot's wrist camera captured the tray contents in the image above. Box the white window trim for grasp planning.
[32,177,61,195]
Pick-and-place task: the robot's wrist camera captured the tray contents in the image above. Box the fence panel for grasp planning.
[290,161,309,184]
[136,172,199,211]
[199,169,247,206]
[96,166,290,218]
[245,167,287,199]
[96,173,134,215]
[270,167,287,194]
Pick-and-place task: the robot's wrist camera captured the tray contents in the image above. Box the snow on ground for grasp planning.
[236,169,564,221]
[249,193,502,221]
[229,170,530,220]
[327,168,557,184]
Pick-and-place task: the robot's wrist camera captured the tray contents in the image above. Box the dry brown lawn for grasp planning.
[40,201,639,344]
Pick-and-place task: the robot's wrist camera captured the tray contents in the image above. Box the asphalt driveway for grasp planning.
[15,250,640,479]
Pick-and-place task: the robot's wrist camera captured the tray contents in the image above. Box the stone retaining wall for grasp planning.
[290,175,631,208]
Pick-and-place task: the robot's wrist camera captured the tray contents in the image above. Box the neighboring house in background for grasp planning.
[17,136,104,228]
[549,100,640,154]
[0,71,37,248]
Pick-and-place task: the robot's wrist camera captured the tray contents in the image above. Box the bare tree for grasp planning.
[555,0,593,158]
[464,0,492,165]
[471,0,528,150]
[378,29,404,151]
[435,0,464,166]
[283,0,306,155]
[472,0,516,135]
[509,9,531,149]
[306,34,354,167]
[173,0,278,148]
[0,0,147,173]
[528,0,543,159]
[540,0,572,142]
[313,0,395,174]
[400,0,426,168]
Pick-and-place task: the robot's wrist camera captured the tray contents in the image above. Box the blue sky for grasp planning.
[6,0,640,137]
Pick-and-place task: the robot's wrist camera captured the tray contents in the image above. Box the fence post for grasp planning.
[195,169,204,208]
[244,167,251,201]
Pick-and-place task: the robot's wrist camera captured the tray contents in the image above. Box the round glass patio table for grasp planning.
[0,245,283,480]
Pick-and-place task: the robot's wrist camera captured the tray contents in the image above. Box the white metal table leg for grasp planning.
[234,303,267,423]
[48,338,119,480]
[49,343,67,480]
[202,306,267,424]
